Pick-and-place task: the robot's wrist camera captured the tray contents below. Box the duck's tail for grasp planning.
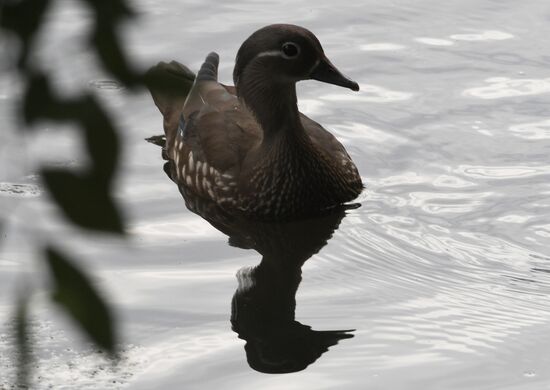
[145,60,195,114]
[145,60,195,150]
[196,52,219,81]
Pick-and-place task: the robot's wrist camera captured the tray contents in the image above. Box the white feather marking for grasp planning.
[196,171,203,192]
[186,175,193,186]
[188,152,194,172]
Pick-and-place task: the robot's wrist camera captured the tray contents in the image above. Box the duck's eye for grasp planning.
[281,42,300,59]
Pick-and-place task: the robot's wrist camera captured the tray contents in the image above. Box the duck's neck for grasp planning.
[237,69,307,146]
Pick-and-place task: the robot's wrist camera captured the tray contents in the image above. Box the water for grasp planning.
[2,0,550,388]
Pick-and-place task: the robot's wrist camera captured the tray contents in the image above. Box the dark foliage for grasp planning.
[0,0,52,69]
[0,0,148,385]
[47,247,116,355]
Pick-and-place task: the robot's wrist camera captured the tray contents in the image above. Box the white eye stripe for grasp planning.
[255,50,284,59]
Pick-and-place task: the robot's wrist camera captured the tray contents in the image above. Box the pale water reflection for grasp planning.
[414,38,455,47]
[463,77,550,99]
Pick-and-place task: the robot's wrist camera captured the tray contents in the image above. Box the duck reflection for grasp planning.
[229,213,355,374]
[159,156,355,373]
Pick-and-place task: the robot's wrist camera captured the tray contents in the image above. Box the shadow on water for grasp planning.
[156,150,355,373]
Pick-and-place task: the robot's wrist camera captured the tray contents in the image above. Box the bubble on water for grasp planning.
[523,370,536,378]
[0,182,41,198]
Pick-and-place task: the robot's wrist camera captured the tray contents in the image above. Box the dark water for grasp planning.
[2,0,550,389]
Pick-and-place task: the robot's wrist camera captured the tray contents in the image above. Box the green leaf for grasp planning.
[14,294,32,388]
[42,169,124,233]
[46,246,117,355]
[79,95,121,186]
[79,0,141,86]
[0,0,51,69]
[24,74,121,186]
[22,73,64,124]
[90,24,142,87]
[79,0,135,22]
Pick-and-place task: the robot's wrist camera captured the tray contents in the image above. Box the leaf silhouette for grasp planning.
[79,95,121,186]
[23,73,125,233]
[23,74,120,185]
[42,169,124,233]
[0,0,52,69]
[46,246,117,355]
[91,24,142,87]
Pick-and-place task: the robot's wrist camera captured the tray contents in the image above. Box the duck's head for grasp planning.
[234,24,359,94]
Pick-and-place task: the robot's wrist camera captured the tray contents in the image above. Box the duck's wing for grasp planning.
[300,114,351,160]
[179,53,261,176]
[300,113,362,186]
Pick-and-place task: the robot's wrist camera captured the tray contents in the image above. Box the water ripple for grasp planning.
[454,164,550,180]
[321,84,413,103]
[449,30,514,42]
[0,182,41,198]
[509,119,550,140]
[360,43,406,51]
[414,37,454,46]
[463,77,550,99]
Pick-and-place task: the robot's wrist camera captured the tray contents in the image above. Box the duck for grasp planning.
[147,24,363,221]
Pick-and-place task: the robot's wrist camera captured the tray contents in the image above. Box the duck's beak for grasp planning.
[310,56,360,91]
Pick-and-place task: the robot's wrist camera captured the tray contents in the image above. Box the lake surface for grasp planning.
[2,0,550,388]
